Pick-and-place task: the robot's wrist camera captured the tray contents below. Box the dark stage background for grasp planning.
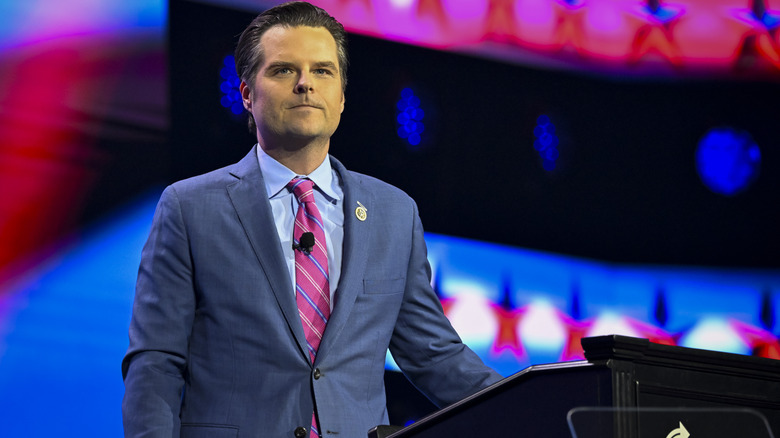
[171,0,779,270]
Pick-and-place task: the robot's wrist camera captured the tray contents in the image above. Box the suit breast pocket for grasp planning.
[363,278,405,295]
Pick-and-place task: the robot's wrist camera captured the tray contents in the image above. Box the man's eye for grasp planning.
[314,69,332,75]
[275,67,292,75]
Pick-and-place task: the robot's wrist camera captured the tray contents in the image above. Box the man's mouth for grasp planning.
[290,103,321,109]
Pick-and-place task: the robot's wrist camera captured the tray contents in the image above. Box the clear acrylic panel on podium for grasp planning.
[567,407,775,438]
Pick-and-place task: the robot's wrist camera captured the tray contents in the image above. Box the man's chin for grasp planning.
[283,125,337,141]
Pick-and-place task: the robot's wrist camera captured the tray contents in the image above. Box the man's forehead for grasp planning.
[260,25,338,58]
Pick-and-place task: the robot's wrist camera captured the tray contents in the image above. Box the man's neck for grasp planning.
[259,138,329,175]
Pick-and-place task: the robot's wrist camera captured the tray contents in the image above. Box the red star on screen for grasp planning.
[417,0,446,22]
[484,0,520,43]
[490,304,525,358]
[731,0,780,69]
[551,0,589,54]
[626,1,685,66]
[731,319,780,360]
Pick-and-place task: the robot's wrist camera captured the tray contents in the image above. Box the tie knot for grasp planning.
[288,178,316,204]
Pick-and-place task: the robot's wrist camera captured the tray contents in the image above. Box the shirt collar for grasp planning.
[256,145,340,201]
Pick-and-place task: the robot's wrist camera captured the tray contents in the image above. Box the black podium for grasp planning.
[371,335,780,438]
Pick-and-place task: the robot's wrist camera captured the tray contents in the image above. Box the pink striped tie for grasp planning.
[288,178,330,438]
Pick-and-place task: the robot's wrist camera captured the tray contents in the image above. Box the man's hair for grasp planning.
[235,1,349,133]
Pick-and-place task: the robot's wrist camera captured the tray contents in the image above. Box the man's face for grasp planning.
[241,25,345,148]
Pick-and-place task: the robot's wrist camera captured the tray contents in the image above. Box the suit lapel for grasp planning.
[226,147,309,361]
[315,157,371,365]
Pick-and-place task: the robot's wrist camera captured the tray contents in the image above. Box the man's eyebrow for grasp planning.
[265,61,295,71]
[312,61,338,71]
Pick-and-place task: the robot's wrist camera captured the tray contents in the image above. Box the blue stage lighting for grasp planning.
[533,114,559,171]
[696,127,761,196]
[396,88,425,148]
[219,55,243,115]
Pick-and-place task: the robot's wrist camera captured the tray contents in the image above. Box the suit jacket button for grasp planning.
[313,368,322,380]
[294,426,307,437]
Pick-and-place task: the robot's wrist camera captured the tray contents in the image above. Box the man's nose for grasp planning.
[295,74,313,94]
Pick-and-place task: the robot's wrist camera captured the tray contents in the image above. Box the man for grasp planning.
[122,2,502,437]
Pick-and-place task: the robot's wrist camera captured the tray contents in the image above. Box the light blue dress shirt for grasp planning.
[256,146,344,309]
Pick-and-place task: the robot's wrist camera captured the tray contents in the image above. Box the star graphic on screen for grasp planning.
[490,305,525,357]
[627,0,685,66]
[484,0,521,43]
[416,0,449,29]
[730,0,780,69]
[551,0,589,54]
[489,278,524,357]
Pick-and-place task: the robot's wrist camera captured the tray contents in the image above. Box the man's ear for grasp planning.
[340,92,345,114]
[240,81,252,110]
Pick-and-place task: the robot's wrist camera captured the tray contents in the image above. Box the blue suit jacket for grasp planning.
[122,148,502,438]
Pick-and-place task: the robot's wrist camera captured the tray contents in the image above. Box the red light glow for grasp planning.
[311,0,780,77]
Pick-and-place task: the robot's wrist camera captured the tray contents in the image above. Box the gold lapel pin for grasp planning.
[355,201,367,221]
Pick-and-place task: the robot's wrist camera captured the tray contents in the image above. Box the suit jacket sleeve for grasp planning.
[122,185,194,437]
[388,200,503,407]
